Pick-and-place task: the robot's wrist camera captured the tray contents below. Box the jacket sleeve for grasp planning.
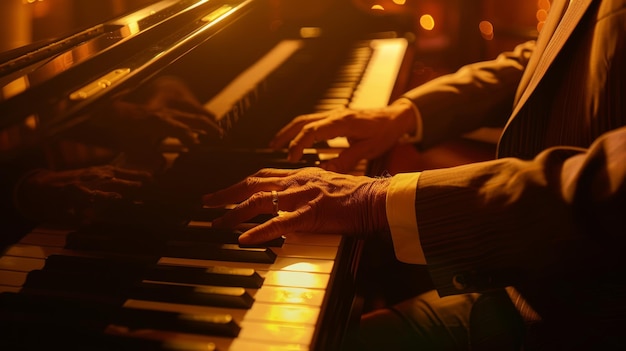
[401,41,535,149]
[413,125,626,296]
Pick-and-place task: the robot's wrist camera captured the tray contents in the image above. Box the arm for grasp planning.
[402,41,535,148]
[409,125,626,295]
[269,42,534,173]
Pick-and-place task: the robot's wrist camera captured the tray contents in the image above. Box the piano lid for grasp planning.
[0,0,261,134]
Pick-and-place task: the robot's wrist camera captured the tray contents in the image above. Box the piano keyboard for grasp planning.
[0,34,408,351]
[0,212,354,351]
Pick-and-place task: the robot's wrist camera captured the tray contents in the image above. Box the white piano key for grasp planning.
[283,233,342,247]
[252,286,326,306]
[237,321,315,347]
[262,271,329,290]
[271,244,337,260]
[0,255,45,272]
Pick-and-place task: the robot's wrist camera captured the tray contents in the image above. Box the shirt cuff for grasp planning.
[386,172,427,264]
[395,97,424,144]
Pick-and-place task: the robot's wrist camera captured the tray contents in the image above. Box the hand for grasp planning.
[16,165,153,223]
[89,76,223,152]
[269,99,417,173]
[144,76,221,128]
[201,167,391,244]
[106,100,222,151]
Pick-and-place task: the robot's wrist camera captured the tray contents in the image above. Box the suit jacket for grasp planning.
[401,0,626,348]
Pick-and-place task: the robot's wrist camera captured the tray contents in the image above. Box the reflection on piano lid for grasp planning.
[0,0,204,97]
[0,0,260,132]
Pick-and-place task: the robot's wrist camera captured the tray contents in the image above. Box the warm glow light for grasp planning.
[283,262,318,272]
[265,271,328,289]
[2,76,29,100]
[538,0,551,11]
[24,115,39,130]
[371,5,385,11]
[479,20,494,40]
[536,0,551,33]
[393,0,407,4]
[420,14,435,31]
[276,287,316,304]
[263,304,318,324]
[536,9,548,22]
[299,27,322,38]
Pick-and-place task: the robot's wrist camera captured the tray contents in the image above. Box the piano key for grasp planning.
[44,253,265,288]
[164,242,277,263]
[23,268,255,309]
[0,255,45,272]
[0,230,341,350]
[177,227,285,247]
[0,291,241,337]
[146,264,264,288]
[252,285,326,306]
[188,207,274,223]
[132,282,255,309]
[0,322,219,351]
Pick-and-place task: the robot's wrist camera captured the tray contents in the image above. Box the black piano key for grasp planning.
[65,231,166,254]
[146,264,264,289]
[43,253,156,275]
[65,234,278,263]
[88,200,192,229]
[24,269,255,309]
[130,282,255,309]
[179,227,285,247]
[45,254,265,288]
[190,207,272,223]
[1,318,220,351]
[164,241,277,263]
[23,269,138,297]
[1,291,241,338]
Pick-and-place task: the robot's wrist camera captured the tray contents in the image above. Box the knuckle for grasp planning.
[244,176,261,188]
[247,192,266,206]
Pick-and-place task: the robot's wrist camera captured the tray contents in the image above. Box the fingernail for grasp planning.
[238,232,251,244]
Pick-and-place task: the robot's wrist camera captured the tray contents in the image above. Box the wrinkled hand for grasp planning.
[202,167,391,244]
[269,99,417,173]
[17,165,153,223]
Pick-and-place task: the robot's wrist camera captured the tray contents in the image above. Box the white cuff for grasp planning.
[395,97,424,144]
[386,172,426,264]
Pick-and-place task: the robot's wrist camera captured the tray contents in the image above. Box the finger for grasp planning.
[202,169,291,207]
[90,189,123,201]
[321,141,382,173]
[172,111,224,139]
[238,211,304,245]
[106,178,147,197]
[211,190,277,228]
[112,168,153,182]
[287,117,357,162]
[153,114,200,146]
[212,186,312,228]
[269,113,326,149]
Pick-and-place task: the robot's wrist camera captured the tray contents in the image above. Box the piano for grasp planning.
[0,0,415,349]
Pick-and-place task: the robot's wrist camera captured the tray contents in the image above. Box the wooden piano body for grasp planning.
[0,0,415,350]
